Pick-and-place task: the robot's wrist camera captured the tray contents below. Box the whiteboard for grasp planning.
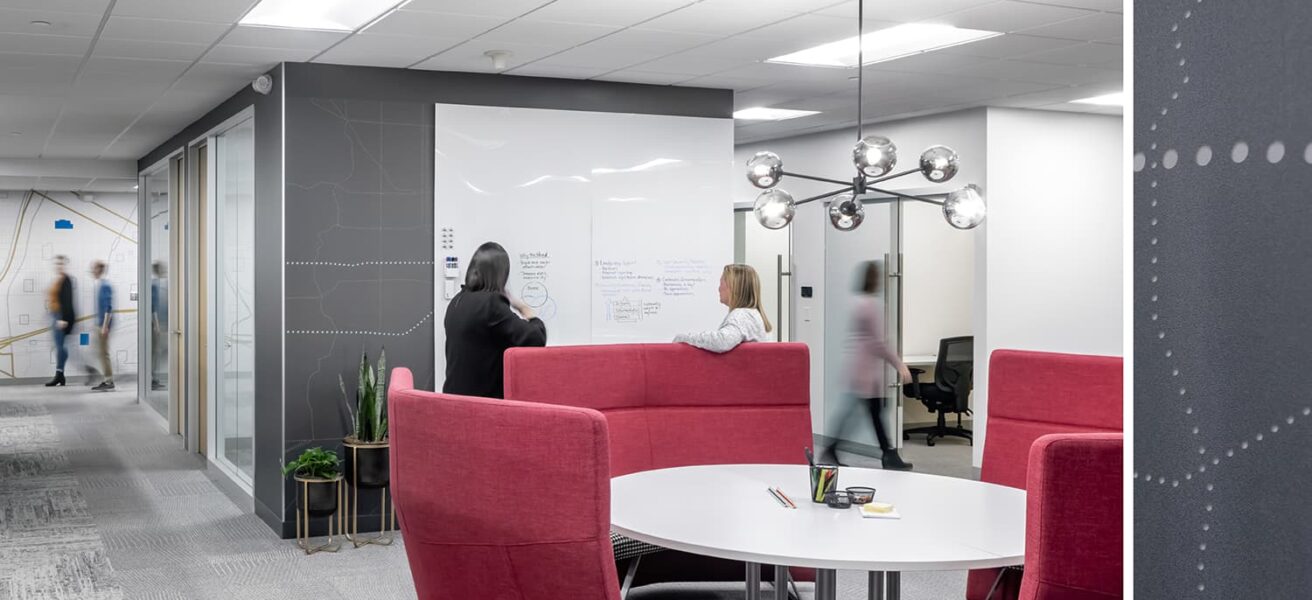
[434,104,733,384]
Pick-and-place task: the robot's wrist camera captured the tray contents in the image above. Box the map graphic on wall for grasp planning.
[0,190,139,379]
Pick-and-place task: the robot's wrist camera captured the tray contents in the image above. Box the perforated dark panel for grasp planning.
[1135,1,1312,597]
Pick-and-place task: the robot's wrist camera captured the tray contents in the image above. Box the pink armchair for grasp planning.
[388,367,620,600]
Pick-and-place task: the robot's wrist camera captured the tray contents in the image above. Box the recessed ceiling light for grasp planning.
[768,23,1003,68]
[733,107,821,121]
[240,0,410,32]
[29,20,52,28]
[1071,91,1125,106]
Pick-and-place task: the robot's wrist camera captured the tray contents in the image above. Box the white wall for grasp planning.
[735,108,984,440]
[0,190,139,380]
[973,108,1123,466]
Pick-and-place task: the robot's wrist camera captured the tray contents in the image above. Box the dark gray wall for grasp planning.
[1135,2,1312,598]
[277,62,732,535]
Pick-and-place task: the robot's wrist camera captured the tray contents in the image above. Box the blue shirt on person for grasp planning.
[96,279,113,326]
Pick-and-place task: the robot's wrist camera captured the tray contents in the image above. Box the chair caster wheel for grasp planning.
[926,439,936,447]
[903,433,909,441]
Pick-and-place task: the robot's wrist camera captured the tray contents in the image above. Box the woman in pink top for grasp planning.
[822,261,914,470]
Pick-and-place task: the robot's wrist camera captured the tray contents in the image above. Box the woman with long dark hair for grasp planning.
[443,242,546,398]
[46,255,76,387]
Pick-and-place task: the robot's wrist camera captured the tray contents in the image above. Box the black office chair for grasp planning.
[902,336,973,446]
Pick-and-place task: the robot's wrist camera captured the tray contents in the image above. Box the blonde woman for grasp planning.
[674,264,772,353]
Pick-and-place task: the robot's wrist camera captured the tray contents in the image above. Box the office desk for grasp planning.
[612,464,1025,600]
[903,354,937,367]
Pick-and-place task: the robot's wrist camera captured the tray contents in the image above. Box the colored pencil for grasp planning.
[774,487,797,509]
[766,487,789,508]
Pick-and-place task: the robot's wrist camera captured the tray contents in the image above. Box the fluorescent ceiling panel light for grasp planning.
[768,23,1003,68]
[733,107,820,121]
[1071,91,1125,106]
[240,0,410,32]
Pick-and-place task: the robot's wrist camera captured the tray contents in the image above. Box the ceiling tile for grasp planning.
[93,38,209,62]
[518,45,665,71]
[1020,11,1121,42]
[937,33,1083,59]
[1014,40,1120,67]
[814,0,1003,24]
[509,63,612,80]
[174,63,265,94]
[703,0,847,15]
[475,19,621,47]
[402,0,553,18]
[738,14,893,56]
[0,7,106,36]
[414,40,561,73]
[1013,0,1122,13]
[939,0,1097,33]
[221,25,348,51]
[953,57,1119,85]
[3,0,112,14]
[592,70,696,86]
[0,175,42,187]
[681,72,772,91]
[111,0,254,23]
[569,27,721,56]
[863,50,992,75]
[0,33,92,56]
[526,0,695,27]
[638,2,807,36]
[363,10,507,38]
[203,44,317,66]
[624,52,757,77]
[100,16,230,45]
[316,33,464,63]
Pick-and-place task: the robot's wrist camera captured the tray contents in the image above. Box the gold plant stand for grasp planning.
[343,438,396,548]
[294,475,344,555]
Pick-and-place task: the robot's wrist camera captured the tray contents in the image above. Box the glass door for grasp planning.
[141,163,174,422]
[211,117,255,487]
[821,196,901,459]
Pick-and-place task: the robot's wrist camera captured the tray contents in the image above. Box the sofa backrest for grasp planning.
[504,343,812,477]
[982,349,1123,490]
[388,368,620,600]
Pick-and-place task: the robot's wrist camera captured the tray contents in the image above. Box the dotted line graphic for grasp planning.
[286,260,434,267]
[287,311,433,337]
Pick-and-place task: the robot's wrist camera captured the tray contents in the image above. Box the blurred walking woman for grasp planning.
[443,242,546,399]
[46,255,75,387]
[843,260,913,470]
[674,264,772,353]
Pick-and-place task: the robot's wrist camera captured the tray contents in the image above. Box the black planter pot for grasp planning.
[344,438,390,489]
[296,476,341,518]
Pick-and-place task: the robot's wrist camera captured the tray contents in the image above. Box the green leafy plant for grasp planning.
[282,447,341,479]
[340,349,388,443]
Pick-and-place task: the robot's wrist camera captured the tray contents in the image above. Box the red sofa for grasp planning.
[503,342,813,477]
[388,367,621,600]
[966,350,1123,600]
[503,342,813,586]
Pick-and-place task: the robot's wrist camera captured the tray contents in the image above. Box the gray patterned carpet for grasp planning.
[0,383,973,599]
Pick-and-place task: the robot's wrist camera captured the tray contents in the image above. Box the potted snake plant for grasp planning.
[342,350,389,489]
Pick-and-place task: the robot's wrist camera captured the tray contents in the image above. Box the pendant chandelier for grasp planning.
[746,0,987,232]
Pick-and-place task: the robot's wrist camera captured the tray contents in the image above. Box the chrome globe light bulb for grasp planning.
[919,145,959,183]
[943,184,986,229]
[746,151,784,189]
[853,136,897,178]
[754,188,796,230]
[828,193,865,231]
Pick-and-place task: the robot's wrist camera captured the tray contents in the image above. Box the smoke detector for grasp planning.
[484,50,512,71]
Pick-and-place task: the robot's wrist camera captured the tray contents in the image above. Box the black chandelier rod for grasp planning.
[857,0,863,141]
[864,185,946,206]
[780,170,852,187]
[793,186,856,207]
[868,167,920,183]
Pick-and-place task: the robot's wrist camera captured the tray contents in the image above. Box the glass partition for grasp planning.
[143,166,171,418]
[213,117,256,483]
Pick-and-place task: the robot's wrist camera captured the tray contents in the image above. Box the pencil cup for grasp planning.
[809,465,839,503]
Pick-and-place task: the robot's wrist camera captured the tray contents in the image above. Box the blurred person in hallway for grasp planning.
[89,260,114,391]
[45,255,75,387]
[150,261,167,391]
[818,260,914,470]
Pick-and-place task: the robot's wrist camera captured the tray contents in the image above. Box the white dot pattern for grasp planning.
[287,311,434,337]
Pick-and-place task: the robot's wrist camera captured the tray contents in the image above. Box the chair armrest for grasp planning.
[1020,433,1123,600]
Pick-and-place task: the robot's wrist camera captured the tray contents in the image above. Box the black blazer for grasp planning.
[443,289,547,399]
[54,275,75,334]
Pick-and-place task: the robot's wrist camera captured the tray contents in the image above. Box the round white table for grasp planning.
[611,464,1026,600]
